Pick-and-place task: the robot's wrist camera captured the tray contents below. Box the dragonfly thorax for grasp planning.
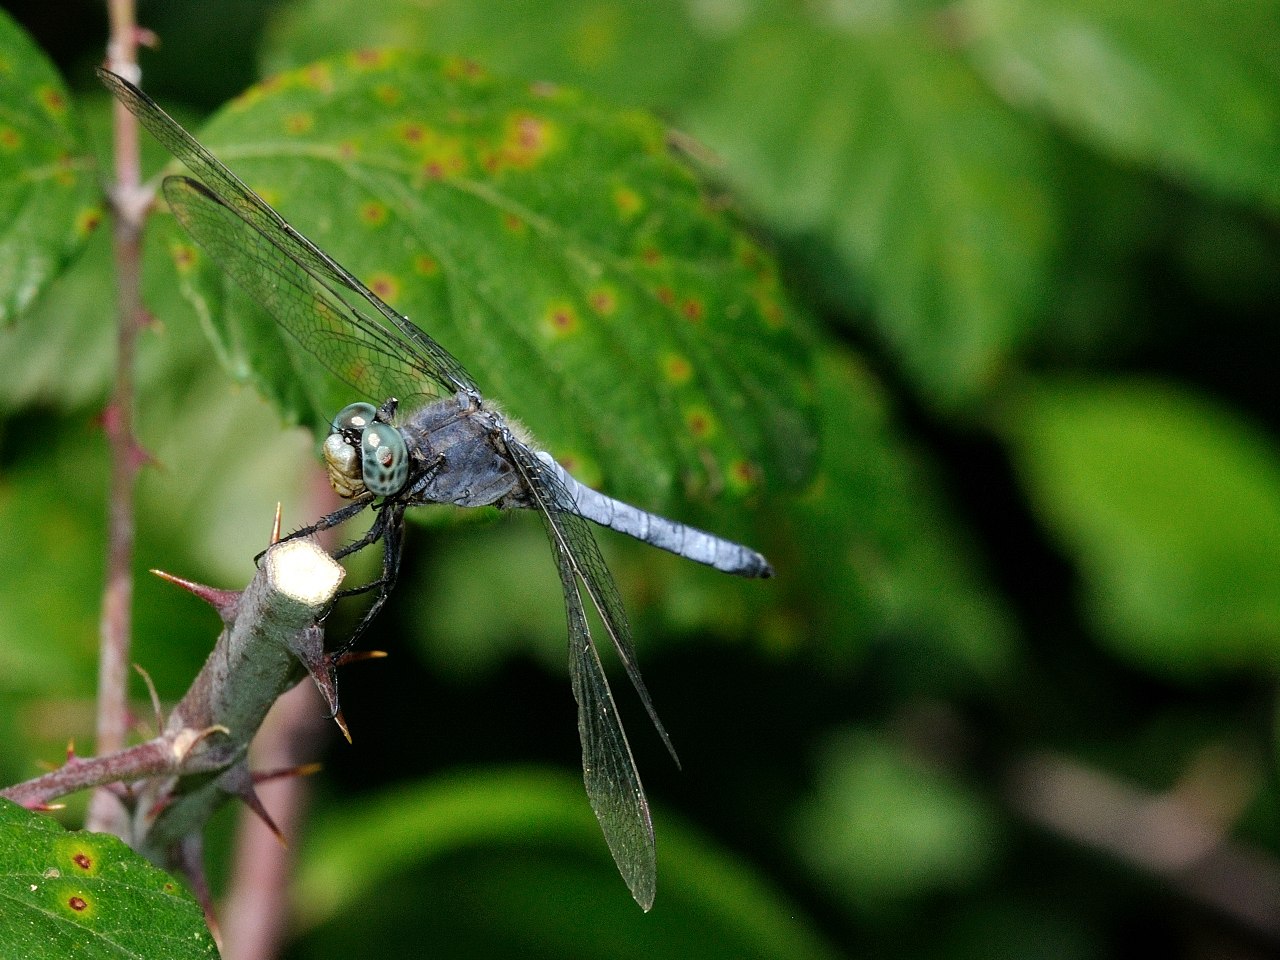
[322,401,410,499]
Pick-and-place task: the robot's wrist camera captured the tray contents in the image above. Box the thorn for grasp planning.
[65,739,76,763]
[151,569,240,622]
[332,708,352,744]
[336,649,388,666]
[133,663,164,732]
[135,26,160,49]
[271,503,283,545]
[240,784,287,847]
[252,762,323,785]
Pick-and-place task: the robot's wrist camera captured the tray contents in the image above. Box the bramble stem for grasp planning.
[88,0,147,838]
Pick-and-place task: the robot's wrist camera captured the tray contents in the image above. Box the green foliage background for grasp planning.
[1,0,1278,957]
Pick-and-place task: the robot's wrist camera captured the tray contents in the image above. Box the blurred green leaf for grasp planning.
[963,0,1280,211]
[1005,378,1280,673]
[782,349,1015,678]
[265,0,710,108]
[294,766,839,960]
[792,729,1000,908]
[687,12,1059,403]
[0,800,217,959]
[164,52,815,507]
[0,9,102,325]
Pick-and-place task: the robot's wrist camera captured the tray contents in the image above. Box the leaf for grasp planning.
[264,0,710,108]
[962,0,1280,211]
[162,52,815,507]
[782,349,1015,680]
[0,800,218,959]
[0,9,102,325]
[293,767,840,960]
[686,13,1060,403]
[1004,378,1280,674]
[792,729,1001,909]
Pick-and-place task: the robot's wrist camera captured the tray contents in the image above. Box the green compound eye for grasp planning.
[359,420,409,496]
[330,401,378,436]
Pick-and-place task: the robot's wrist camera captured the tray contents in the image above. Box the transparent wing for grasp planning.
[99,67,477,404]
[549,518,657,911]
[508,440,679,766]
[507,437,676,910]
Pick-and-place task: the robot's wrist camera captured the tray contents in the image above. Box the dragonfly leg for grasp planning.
[254,494,375,564]
[331,501,407,660]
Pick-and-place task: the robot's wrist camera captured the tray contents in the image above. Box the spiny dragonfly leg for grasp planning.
[254,494,376,564]
[331,501,407,660]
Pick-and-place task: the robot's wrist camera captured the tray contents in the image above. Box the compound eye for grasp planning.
[360,422,409,496]
[330,402,379,437]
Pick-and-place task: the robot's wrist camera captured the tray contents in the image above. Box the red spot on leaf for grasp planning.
[0,128,19,149]
[76,208,102,235]
[354,49,387,67]
[641,247,661,266]
[545,301,580,336]
[730,460,760,488]
[360,201,389,226]
[663,354,692,384]
[414,254,439,276]
[72,852,92,870]
[39,87,66,113]
[681,298,705,322]
[367,272,400,303]
[68,896,87,911]
[171,243,197,273]
[588,288,617,315]
[402,123,425,144]
[656,286,675,306]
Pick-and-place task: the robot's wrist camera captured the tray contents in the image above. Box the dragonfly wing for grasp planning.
[99,67,477,401]
[549,520,657,911]
[164,177,443,405]
[507,441,680,766]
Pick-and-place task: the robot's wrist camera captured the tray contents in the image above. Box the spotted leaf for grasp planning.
[163,52,815,508]
[0,800,217,959]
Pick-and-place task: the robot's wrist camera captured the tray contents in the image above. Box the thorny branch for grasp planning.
[91,0,148,839]
[2,539,345,879]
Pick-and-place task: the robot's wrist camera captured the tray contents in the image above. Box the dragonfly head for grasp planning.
[323,402,409,499]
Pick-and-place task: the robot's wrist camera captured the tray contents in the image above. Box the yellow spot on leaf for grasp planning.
[588,286,617,316]
[442,56,486,81]
[684,406,717,440]
[414,254,440,276]
[376,83,402,105]
[360,201,389,227]
[38,86,66,115]
[302,63,334,91]
[662,353,692,385]
[367,272,401,304]
[612,186,643,219]
[728,459,761,493]
[0,127,20,150]
[284,113,314,135]
[681,297,705,322]
[351,49,391,70]
[74,206,103,237]
[502,212,526,233]
[170,241,198,274]
[543,300,580,337]
[498,112,557,170]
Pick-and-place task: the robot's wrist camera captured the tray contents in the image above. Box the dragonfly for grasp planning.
[100,67,772,911]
